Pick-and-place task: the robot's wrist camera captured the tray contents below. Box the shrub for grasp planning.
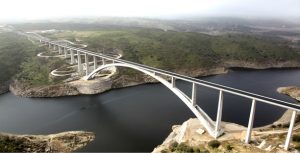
[169,142,178,152]
[0,137,23,152]
[176,143,193,152]
[226,144,233,151]
[295,144,300,151]
[293,135,300,142]
[282,124,289,128]
[193,147,201,153]
[170,142,178,148]
[169,142,197,152]
[208,140,221,149]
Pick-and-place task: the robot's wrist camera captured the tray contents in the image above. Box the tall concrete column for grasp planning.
[48,43,51,49]
[191,83,197,106]
[64,48,67,58]
[102,58,106,65]
[93,56,97,70]
[215,90,223,138]
[59,47,62,54]
[284,110,297,150]
[77,51,83,74]
[245,99,256,144]
[171,77,175,88]
[70,50,75,64]
[85,53,89,76]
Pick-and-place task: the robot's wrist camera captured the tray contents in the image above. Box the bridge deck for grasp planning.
[41,40,300,112]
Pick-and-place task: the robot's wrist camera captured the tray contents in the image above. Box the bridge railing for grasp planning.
[31,36,300,150]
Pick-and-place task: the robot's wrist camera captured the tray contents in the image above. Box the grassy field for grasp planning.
[46,28,300,72]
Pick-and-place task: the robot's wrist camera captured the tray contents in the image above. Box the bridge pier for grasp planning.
[85,53,89,76]
[64,47,67,58]
[70,50,75,64]
[53,45,57,51]
[48,43,51,49]
[93,56,97,70]
[58,47,62,54]
[191,83,197,106]
[77,51,83,74]
[245,99,256,144]
[215,90,223,138]
[171,77,176,88]
[284,110,297,150]
[102,58,106,65]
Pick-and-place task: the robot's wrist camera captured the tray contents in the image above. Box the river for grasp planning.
[0,68,299,151]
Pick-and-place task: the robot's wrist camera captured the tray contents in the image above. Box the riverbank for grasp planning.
[277,86,300,101]
[0,131,95,152]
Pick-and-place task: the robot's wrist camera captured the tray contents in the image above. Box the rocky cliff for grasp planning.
[0,131,95,152]
[152,118,293,153]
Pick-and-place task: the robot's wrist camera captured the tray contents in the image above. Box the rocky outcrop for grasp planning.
[277,86,300,101]
[0,131,95,152]
[153,118,292,153]
[9,80,80,98]
[68,77,113,94]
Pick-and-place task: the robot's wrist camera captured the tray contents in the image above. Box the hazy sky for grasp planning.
[0,0,299,21]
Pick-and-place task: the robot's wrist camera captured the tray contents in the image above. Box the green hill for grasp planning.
[48,28,300,71]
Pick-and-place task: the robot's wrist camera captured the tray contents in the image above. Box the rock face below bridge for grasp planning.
[0,131,95,152]
[68,78,113,94]
[152,118,293,153]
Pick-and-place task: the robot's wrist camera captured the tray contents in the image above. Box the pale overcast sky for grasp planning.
[0,0,299,21]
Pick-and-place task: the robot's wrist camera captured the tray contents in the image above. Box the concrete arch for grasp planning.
[83,63,219,137]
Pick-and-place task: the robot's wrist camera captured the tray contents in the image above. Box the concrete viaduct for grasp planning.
[25,32,300,150]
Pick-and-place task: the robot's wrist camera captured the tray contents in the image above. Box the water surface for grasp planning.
[0,68,299,151]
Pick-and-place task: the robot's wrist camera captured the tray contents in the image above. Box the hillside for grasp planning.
[0,32,39,93]
[45,28,300,72]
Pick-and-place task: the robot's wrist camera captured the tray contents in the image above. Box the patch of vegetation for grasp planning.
[226,144,233,151]
[0,136,24,152]
[0,32,38,83]
[45,28,300,74]
[208,140,221,149]
[167,142,208,153]
[293,135,300,142]
[295,144,300,151]
[16,57,67,85]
